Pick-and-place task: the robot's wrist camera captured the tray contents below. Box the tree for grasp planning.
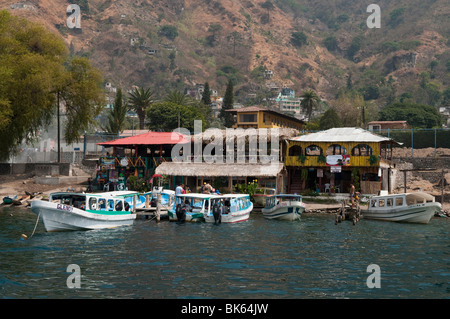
[300,90,320,122]
[378,102,442,128]
[146,101,207,132]
[291,31,308,47]
[220,79,235,127]
[319,108,342,130]
[128,87,154,129]
[0,10,104,161]
[261,1,274,23]
[59,57,105,145]
[201,82,212,107]
[158,25,178,41]
[103,88,128,134]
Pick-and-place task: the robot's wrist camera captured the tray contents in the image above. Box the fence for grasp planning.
[375,128,450,157]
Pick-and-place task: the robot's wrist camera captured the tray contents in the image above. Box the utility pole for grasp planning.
[57,92,61,163]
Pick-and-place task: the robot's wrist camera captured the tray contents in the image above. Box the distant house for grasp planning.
[275,87,302,116]
[368,121,410,131]
[226,106,305,130]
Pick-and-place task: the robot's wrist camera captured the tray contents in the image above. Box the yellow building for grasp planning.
[227,106,304,130]
[285,128,398,194]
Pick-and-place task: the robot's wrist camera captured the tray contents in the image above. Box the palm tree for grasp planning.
[164,89,194,106]
[301,90,321,122]
[128,87,154,129]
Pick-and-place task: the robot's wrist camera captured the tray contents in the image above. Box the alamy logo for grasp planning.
[171,121,279,165]
[366,264,381,288]
[66,264,81,289]
[66,4,81,29]
[367,4,381,29]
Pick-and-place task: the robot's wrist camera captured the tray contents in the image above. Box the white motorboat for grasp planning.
[168,193,211,222]
[30,191,138,232]
[261,194,305,221]
[253,187,276,208]
[204,194,253,224]
[361,191,441,224]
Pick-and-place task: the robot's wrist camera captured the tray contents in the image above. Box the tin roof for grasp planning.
[97,131,190,147]
[288,127,395,143]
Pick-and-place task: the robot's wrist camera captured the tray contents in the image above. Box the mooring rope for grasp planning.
[28,212,40,239]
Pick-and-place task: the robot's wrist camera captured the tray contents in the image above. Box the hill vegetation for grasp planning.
[1,0,449,122]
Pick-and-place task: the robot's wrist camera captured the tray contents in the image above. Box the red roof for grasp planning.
[97,131,190,147]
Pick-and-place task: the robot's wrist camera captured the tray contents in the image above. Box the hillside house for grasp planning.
[226,106,305,130]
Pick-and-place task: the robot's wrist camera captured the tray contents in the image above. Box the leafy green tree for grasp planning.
[128,87,154,129]
[158,25,178,41]
[0,10,104,161]
[220,79,235,127]
[103,88,128,134]
[60,57,105,145]
[291,31,308,47]
[319,108,342,130]
[146,101,207,132]
[323,35,338,52]
[378,102,442,128]
[300,90,321,122]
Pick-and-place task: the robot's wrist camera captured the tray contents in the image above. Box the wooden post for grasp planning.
[156,193,161,222]
[133,195,137,213]
[145,194,150,208]
[403,170,407,194]
[442,169,445,205]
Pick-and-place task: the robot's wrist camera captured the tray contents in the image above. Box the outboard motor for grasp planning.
[212,203,221,225]
[175,203,186,223]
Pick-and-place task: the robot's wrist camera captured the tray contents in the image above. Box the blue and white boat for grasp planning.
[168,193,213,222]
[261,194,305,221]
[204,194,253,224]
[30,191,138,232]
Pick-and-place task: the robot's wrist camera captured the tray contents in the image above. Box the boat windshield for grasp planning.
[50,193,87,210]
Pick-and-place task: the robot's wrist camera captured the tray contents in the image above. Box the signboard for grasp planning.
[330,166,342,173]
[326,155,350,166]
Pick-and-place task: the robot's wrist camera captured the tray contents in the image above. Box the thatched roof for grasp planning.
[192,128,300,143]
[155,162,284,177]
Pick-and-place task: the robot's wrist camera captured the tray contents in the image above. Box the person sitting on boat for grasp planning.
[183,199,192,212]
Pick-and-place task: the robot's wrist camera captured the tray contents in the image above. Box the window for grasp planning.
[326,144,347,156]
[89,197,97,210]
[305,145,323,156]
[395,197,403,206]
[107,199,114,211]
[379,199,385,207]
[387,198,393,207]
[239,114,257,123]
[288,145,302,156]
[351,144,373,156]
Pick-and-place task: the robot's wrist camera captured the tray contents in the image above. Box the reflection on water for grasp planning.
[0,206,449,298]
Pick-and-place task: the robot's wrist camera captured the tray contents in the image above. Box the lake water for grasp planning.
[0,205,449,300]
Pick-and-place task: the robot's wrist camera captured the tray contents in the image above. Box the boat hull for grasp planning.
[31,200,136,232]
[361,203,440,224]
[168,210,204,222]
[262,203,305,221]
[204,203,253,223]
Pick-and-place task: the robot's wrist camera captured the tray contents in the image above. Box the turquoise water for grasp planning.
[0,205,449,299]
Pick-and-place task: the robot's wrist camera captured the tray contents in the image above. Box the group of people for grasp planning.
[175,182,220,195]
[175,183,191,195]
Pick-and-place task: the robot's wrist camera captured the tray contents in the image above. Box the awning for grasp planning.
[155,162,284,177]
[97,131,190,147]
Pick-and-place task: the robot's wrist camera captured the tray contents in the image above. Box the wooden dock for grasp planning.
[135,206,168,219]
